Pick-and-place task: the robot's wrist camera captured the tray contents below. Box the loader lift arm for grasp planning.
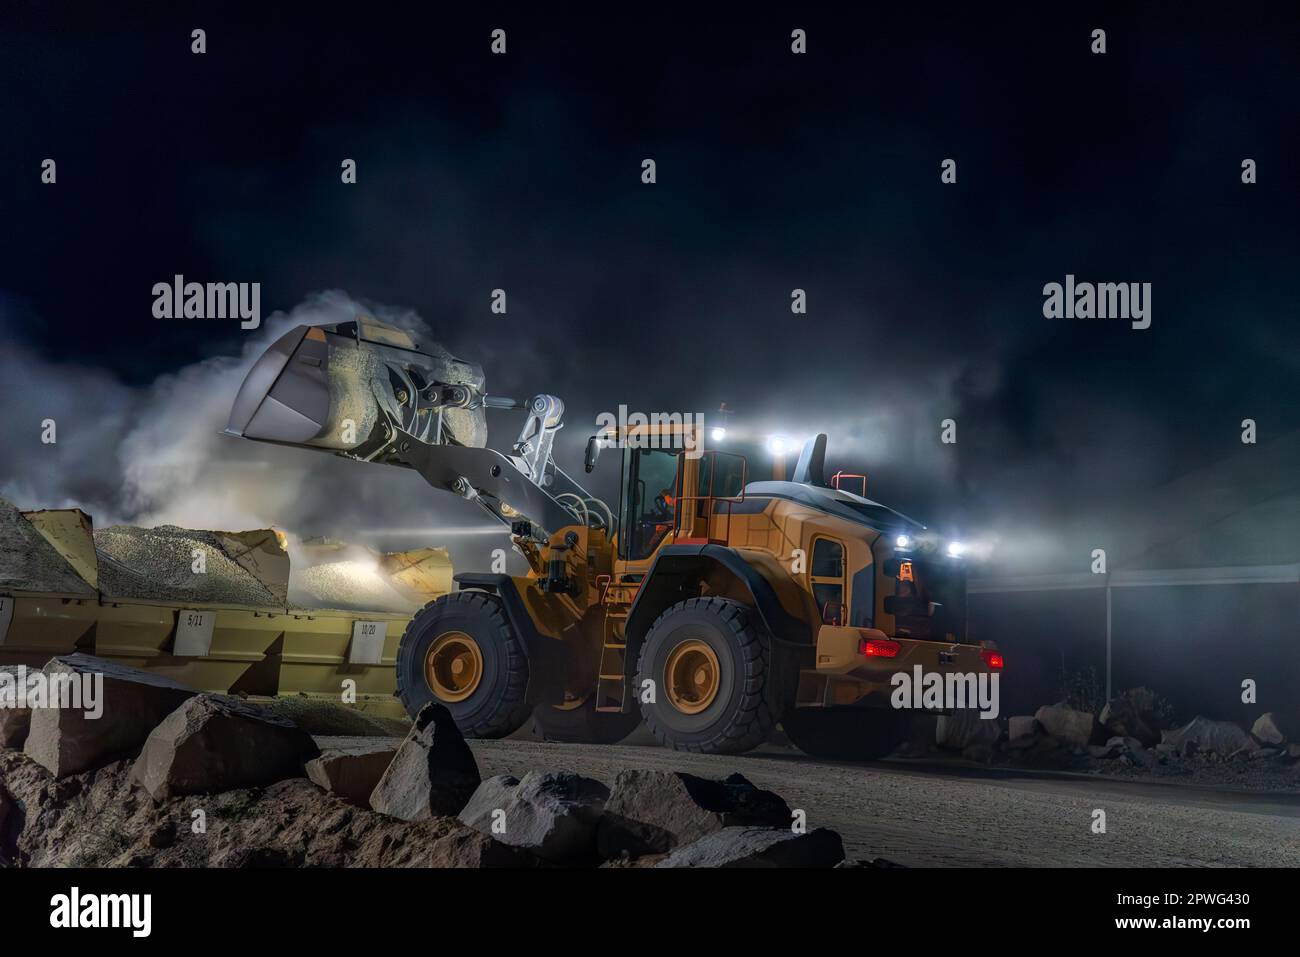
[352,406,594,539]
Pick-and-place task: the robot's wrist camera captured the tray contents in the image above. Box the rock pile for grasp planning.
[998,693,1300,782]
[0,656,850,869]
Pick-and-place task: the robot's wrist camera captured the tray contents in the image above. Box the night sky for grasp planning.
[2,2,1299,567]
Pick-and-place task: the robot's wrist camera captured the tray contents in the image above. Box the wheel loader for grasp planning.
[225,317,1003,758]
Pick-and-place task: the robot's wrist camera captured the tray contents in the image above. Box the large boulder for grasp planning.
[1034,704,1097,748]
[459,770,609,864]
[1161,716,1257,757]
[369,703,480,820]
[1250,713,1294,747]
[1006,715,1040,750]
[936,708,1001,751]
[597,770,791,858]
[0,706,30,750]
[306,739,398,807]
[0,665,33,749]
[24,655,196,777]
[1099,688,1163,747]
[132,694,319,801]
[656,826,845,868]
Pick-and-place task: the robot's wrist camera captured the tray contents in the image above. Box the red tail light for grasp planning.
[981,649,1004,670]
[860,637,901,658]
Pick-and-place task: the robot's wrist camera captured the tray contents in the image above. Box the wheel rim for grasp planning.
[424,631,484,703]
[552,693,590,712]
[664,638,721,715]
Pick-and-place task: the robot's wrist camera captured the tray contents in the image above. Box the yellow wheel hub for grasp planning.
[424,631,484,703]
[664,639,721,715]
[553,693,590,712]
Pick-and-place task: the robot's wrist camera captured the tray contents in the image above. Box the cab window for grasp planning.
[621,448,680,561]
[810,537,845,625]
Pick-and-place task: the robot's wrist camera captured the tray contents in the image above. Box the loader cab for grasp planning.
[620,445,681,561]
[591,425,747,570]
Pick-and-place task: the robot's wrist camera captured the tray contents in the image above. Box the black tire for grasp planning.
[782,707,911,761]
[635,597,778,754]
[395,591,531,738]
[530,697,641,744]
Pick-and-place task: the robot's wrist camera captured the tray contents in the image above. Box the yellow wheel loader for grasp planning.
[226,317,1002,757]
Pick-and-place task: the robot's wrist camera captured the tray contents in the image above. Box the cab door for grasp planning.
[615,446,683,576]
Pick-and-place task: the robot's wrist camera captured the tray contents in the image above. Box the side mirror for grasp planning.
[584,435,602,473]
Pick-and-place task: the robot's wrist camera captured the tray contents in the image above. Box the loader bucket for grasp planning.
[226,318,488,452]
[226,316,584,536]
[226,325,328,445]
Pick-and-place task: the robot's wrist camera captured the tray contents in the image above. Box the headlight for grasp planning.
[766,435,788,456]
[946,541,966,558]
[895,534,911,549]
[711,426,727,442]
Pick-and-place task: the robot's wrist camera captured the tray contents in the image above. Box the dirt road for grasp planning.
[467,740,1300,867]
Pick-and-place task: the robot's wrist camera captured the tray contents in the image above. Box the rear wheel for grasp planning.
[395,591,531,738]
[636,597,779,755]
[782,707,911,761]
[530,695,641,744]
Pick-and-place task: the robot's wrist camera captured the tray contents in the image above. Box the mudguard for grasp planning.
[624,543,813,650]
[452,572,570,703]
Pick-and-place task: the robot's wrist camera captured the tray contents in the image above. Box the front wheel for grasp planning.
[636,597,779,755]
[782,707,911,761]
[395,591,532,738]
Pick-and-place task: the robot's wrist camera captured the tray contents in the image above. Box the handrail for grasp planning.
[672,450,748,545]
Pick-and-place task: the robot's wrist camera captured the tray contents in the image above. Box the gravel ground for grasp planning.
[465,739,1300,867]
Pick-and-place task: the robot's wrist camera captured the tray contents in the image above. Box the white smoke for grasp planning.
[0,291,508,571]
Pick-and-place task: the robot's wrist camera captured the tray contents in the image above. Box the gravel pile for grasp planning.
[0,498,95,595]
[289,559,417,613]
[95,525,281,606]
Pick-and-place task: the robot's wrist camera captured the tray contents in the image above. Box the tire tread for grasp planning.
[395,591,531,738]
[636,596,778,755]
